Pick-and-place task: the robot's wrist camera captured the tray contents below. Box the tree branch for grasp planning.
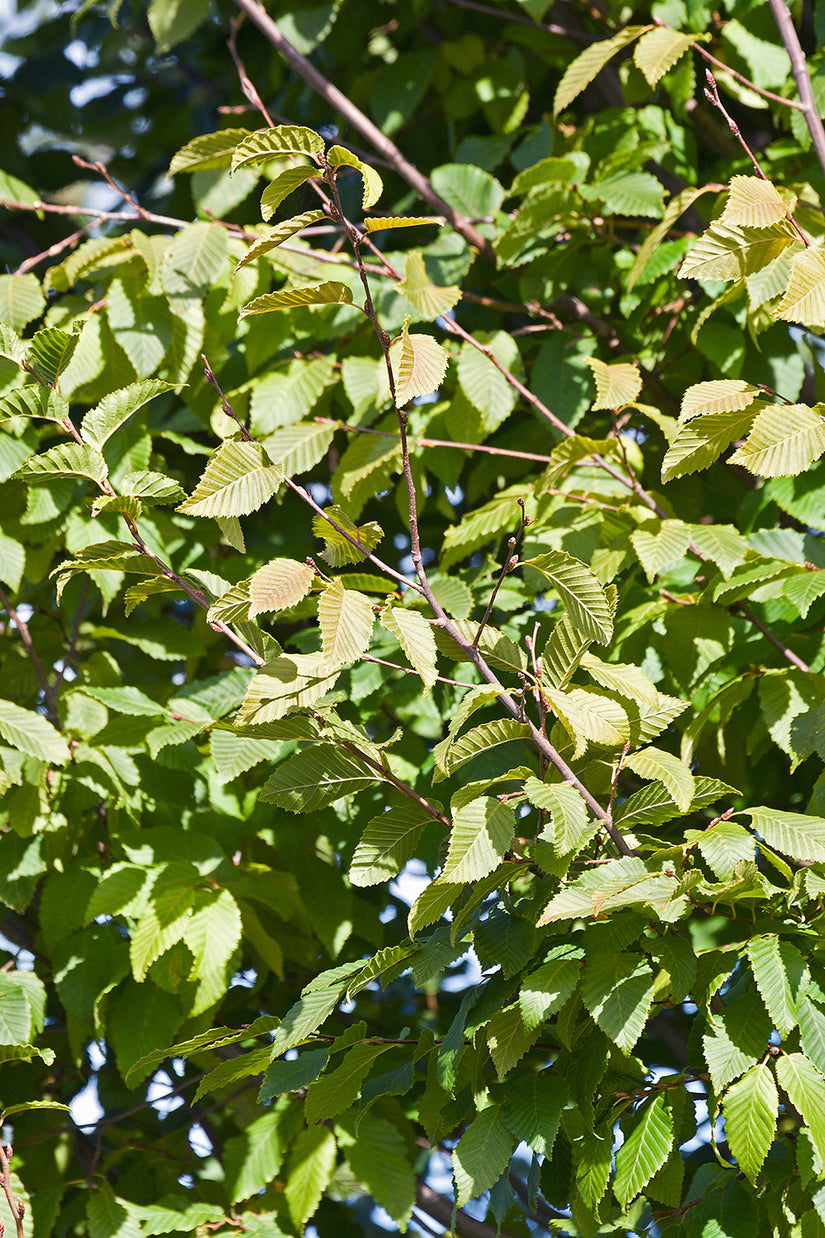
[769,0,825,177]
[0,1145,26,1238]
[232,0,494,257]
[0,586,58,722]
[414,1181,522,1238]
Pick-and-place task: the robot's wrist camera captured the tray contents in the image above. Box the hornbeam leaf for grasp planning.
[580,653,659,707]
[554,25,651,113]
[442,797,515,883]
[396,251,462,320]
[547,685,629,757]
[722,175,795,229]
[350,804,431,887]
[585,357,642,409]
[235,211,325,271]
[634,27,699,86]
[519,950,582,1032]
[262,422,334,477]
[312,505,384,566]
[0,700,70,765]
[774,247,825,325]
[25,326,81,386]
[392,318,449,407]
[581,952,655,1052]
[239,282,353,318]
[631,521,691,581]
[680,379,760,422]
[434,718,532,782]
[679,220,799,282]
[235,654,340,725]
[365,216,440,233]
[523,550,613,643]
[723,1063,778,1182]
[614,1095,674,1205]
[380,605,438,692]
[0,322,25,365]
[260,746,376,812]
[260,166,324,221]
[523,779,593,855]
[746,935,809,1036]
[628,185,717,290]
[345,1113,415,1227]
[231,125,324,171]
[744,807,825,863]
[775,1054,825,1164]
[327,144,383,209]
[169,128,251,174]
[81,379,175,450]
[318,577,374,667]
[0,386,69,424]
[661,409,757,482]
[728,404,825,477]
[625,746,695,812]
[15,442,108,485]
[248,559,315,617]
[453,1105,517,1207]
[177,441,283,517]
[284,1126,337,1229]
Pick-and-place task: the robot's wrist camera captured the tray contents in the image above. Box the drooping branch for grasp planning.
[0,1144,26,1238]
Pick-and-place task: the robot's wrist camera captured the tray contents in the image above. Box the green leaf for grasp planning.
[235,211,325,270]
[392,318,449,407]
[545,685,629,755]
[680,379,760,421]
[231,125,324,170]
[269,983,345,1059]
[365,215,438,233]
[775,247,825,325]
[775,1053,825,1163]
[453,1104,517,1207]
[625,747,695,813]
[263,422,335,477]
[25,326,81,386]
[634,27,699,86]
[441,797,515,882]
[396,250,462,319]
[728,404,825,477]
[260,747,375,812]
[661,409,757,482]
[585,357,642,409]
[0,701,70,765]
[259,1047,329,1103]
[236,653,340,725]
[327,144,383,208]
[259,167,323,221]
[148,0,209,53]
[345,1114,415,1227]
[350,804,431,887]
[456,331,519,430]
[380,604,438,692]
[679,220,799,281]
[502,1070,566,1156]
[554,26,650,113]
[169,128,251,174]
[744,807,825,863]
[523,779,593,856]
[318,578,374,667]
[746,935,808,1037]
[177,440,283,517]
[519,951,581,1032]
[581,952,655,1052]
[614,1095,674,1207]
[284,1125,336,1229]
[0,274,45,332]
[435,718,531,781]
[0,385,68,424]
[486,1004,540,1078]
[703,992,773,1093]
[81,380,174,450]
[722,175,793,229]
[248,558,315,617]
[523,551,613,643]
[15,441,108,486]
[631,521,692,582]
[240,282,354,317]
[723,1063,778,1182]
[304,1042,391,1124]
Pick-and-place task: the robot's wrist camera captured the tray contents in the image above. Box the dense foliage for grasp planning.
[5,1,825,1236]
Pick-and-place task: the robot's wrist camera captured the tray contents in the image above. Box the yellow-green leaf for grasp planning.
[728,404,825,478]
[380,605,438,692]
[586,357,642,409]
[318,578,374,667]
[774,247,825,325]
[396,251,462,320]
[392,317,449,407]
[248,559,315,617]
[240,282,354,318]
[722,175,796,229]
[231,125,324,171]
[235,211,325,271]
[680,220,799,282]
[554,26,651,114]
[634,27,699,86]
[327,144,383,208]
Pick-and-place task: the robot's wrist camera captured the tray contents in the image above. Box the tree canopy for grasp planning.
[4,1,825,1236]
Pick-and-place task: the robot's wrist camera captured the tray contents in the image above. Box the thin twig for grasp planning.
[445,0,590,41]
[703,70,809,247]
[231,0,494,257]
[362,654,475,689]
[14,222,98,277]
[737,603,812,674]
[692,42,805,110]
[0,1144,25,1238]
[336,738,451,828]
[473,499,530,648]
[769,0,825,177]
[0,586,58,722]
